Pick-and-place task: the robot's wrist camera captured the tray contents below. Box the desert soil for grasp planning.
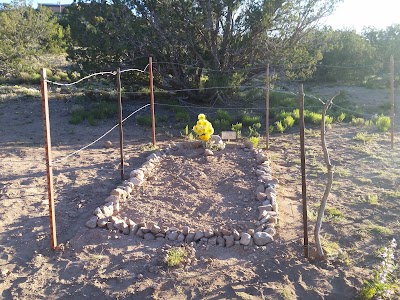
[0,84,399,299]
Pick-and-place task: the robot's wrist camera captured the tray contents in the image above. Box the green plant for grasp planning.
[376,115,391,132]
[182,125,195,140]
[283,115,295,129]
[69,109,87,124]
[351,117,365,126]
[242,114,261,126]
[87,114,97,126]
[337,112,346,122]
[304,111,322,124]
[275,120,286,133]
[136,115,152,127]
[231,122,242,138]
[249,136,259,148]
[216,109,231,122]
[175,110,190,123]
[366,193,379,206]
[359,239,398,299]
[353,132,374,144]
[164,247,187,267]
[248,122,261,137]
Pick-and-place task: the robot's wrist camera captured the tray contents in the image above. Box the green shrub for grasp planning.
[45,69,53,77]
[325,115,334,124]
[49,75,61,82]
[87,115,97,126]
[91,102,118,119]
[351,117,365,126]
[55,71,69,81]
[69,110,87,124]
[249,136,259,148]
[337,112,346,122]
[70,71,81,81]
[283,115,295,128]
[164,247,187,267]
[248,122,261,137]
[175,110,190,123]
[275,120,286,133]
[242,114,261,126]
[292,109,300,121]
[231,122,242,138]
[136,115,152,127]
[216,109,231,122]
[304,111,322,124]
[376,115,391,132]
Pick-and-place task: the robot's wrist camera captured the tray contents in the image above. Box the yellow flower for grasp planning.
[198,113,206,120]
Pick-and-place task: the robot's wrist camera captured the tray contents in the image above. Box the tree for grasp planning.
[66,0,341,101]
[0,0,69,76]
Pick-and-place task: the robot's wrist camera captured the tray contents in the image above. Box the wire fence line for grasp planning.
[51,104,150,165]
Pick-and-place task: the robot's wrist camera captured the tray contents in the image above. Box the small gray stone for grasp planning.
[111,188,128,201]
[106,222,114,230]
[239,233,251,245]
[129,177,144,186]
[255,225,265,232]
[200,237,208,243]
[216,236,225,247]
[208,236,217,246]
[224,235,235,248]
[85,216,98,229]
[167,231,179,241]
[258,205,273,219]
[233,229,240,241]
[194,231,204,241]
[264,227,276,236]
[220,228,232,236]
[144,233,156,240]
[155,233,165,238]
[150,224,161,234]
[182,226,190,235]
[130,169,145,181]
[129,223,140,236]
[256,184,265,194]
[185,233,195,243]
[204,149,214,156]
[97,218,108,228]
[177,234,185,242]
[262,200,272,206]
[204,229,214,238]
[253,232,274,246]
[104,195,119,204]
[247,229,255,236]
[93,207,103,217]
[136,229,145,238]
[102,202,114,217]
[256,192,267,201]
[141,227,151,234]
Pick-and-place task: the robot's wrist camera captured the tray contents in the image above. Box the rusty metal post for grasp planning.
[149,57,156,146]
[266,64,270,149]
[117,68,124,181]
[299,84,309,258]
[40,68,57,250]
[390,55,395,149]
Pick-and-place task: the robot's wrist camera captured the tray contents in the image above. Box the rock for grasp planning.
[113,218,124,231]
[129,177,144,186]
[194,231,204,241]
[239,233,251,245]
[255,225,265,232]
[124,185,132,196]
[141,227,151,234]
[204,229,214,238]
[144,233,156,240]
[185,233,195,243]
[256,153,268,164]
[247,229,255,236]
[264,227,276,236]
[233,229,241,241]
[208,236,217,246]
[155,233,165,238]
[150,224,161,234]
[258,175,273,183]
[113,199,120,213]
[111,188,128,201]
[106,222,114,230]
[224,235,235,248]
[97,218,108,228]
[262,200,272,206]
[216,236,225,247]
[200,237,208,243]
[253,232,274,246]
[104,141,113,148]
[85,216,98,229]
[146,153,160,163]
[255,169,267,177]
[243,140,253,149]
[256,184,265,194]
[271,199,278,212]
[102,202,114,217]
[136,229,144,238]
[258,205,273,219]
[104,195,119,203]
[182,226,190,235]
[210,135,223,144]
[167,231,178,241]
[177,234,185,242]
[93,207,103,217]
[265,190,276,201]
[141,161,155,171]
[268,216,278,224]
[220,228,232,236]
[130,169,145,181]
[204,149,214,156]
[256,192,267,201]
[129,223,140,236]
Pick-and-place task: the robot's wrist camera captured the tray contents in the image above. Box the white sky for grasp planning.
[2,0,399,33]
[322,0,400,32]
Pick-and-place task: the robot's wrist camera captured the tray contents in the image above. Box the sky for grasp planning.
[2,0,399,33]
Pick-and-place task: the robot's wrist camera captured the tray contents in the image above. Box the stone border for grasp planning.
[86,139,279,249]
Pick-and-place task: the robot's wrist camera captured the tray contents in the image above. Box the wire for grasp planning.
[46,71,117,86]
[52,104,150,165]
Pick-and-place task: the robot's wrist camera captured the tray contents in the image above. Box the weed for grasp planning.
[231,122,242,138]
[249,136,259,148]
[355,177,373,185]
[275,120,286,133]
[69,109,87,124]
[376,115,391,132]
[359,239,398,299]
[136,115,152,127]
[216,109,231,122]
[175,110,190,123]
[304,111,322,124]
[353,132,374,144]
[87,115,97,126]
[242,114,261,126]
[325,207,345,222]
[366,193,379,206]
[283,115,295,129]
[351,117,365,126]
[248,122,261,137]
[182,125,195,140]
[363,223,393,236]
[164,247,187,267]
[337,112,346,122]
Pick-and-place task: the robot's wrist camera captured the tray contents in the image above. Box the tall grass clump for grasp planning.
[375,115,391,132]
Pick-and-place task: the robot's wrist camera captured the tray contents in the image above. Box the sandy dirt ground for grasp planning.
[0,84,398,299]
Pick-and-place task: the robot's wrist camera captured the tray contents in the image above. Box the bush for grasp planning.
[283,115,295,128]
[216,109,231,122]
[55,71,70,81]
[304,111,322,124]
[249,136,259,148]
[351,117,365,126]
[69,109,87,124]
[337,112,346,122]
[275,120,286,133]
[248,122,261,137]
[231,122,242,138]
[175,110,190,123]
[376,115,391,132]
[242,114,261,126]
[136,115,152,127]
